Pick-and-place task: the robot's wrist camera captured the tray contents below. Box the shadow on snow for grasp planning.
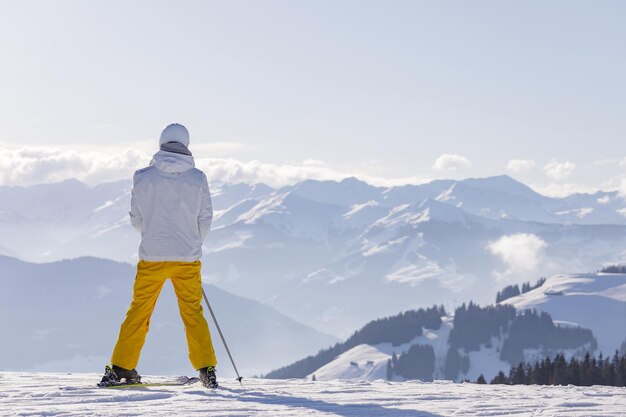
[192,388,443,417]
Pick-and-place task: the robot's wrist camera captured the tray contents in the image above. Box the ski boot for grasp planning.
[199,366,218,389]
[98,365,141,387]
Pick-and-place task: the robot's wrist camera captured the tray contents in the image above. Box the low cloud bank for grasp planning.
[0,145,429,188]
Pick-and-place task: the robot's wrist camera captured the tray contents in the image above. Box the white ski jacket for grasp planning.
[129,147,213,262]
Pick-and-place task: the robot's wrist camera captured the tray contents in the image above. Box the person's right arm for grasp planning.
[129,173,143,233]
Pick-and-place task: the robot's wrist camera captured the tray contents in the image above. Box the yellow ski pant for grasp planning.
[111,260,217,371]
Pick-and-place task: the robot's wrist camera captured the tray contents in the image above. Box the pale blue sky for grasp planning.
[1,0,625,194]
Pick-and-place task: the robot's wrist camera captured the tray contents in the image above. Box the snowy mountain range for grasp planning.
[0,255,337,377]
[1,175,626,339]
[267,273,626,383]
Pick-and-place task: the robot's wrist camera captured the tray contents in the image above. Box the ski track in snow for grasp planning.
[0,372,625,416]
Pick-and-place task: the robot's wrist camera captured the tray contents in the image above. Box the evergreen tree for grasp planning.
[461,355,470,375]
[580,352,592,386]
[444,347,462,381]
[552,354,568,385]
[511,363,526,385]
[491,371,507,384]
[495,284,521,303]
[601,356,616,386]
[532,277,546,290]
[566,356,581,386]
[386,359,393,381]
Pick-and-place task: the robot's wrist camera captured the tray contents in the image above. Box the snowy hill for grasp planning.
[268,272,626,383]
[500,272,626,355]
[1,372,625,416]
[309,344,392,380]
[0,256,337,377]
[307,319,455,382]
[305,328,514,384]
[3,176,626,337]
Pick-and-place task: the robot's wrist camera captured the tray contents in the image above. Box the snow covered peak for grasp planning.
[285,178,382,206]
[460,175,543,201]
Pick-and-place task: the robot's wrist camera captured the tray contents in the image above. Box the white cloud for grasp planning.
[543,160,576,180]
[618,178,626,199]
[196,157,432,188]
[597,195,611,204]
[301,159,327,167]
[0,146,150,186]
[597,175,626,201]
[432,154,472,171]
[0,145,431,188]
[506,159,535,174]
[196,157,344,187]
[487,233,547,281]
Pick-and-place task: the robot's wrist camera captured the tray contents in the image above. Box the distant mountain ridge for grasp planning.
[0,255,337,377]
[2,175,626,336]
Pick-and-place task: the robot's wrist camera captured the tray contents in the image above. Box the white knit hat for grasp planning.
[159,123,190,147]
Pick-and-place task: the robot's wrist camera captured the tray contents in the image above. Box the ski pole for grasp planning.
[201,287,244,387]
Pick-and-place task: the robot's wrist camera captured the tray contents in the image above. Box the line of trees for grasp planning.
[480,352,626,387]
[448,302,516,353]
[495,277,546,303]
[500,309,596,365]
[349,305,445,347]
[600,265,626,274]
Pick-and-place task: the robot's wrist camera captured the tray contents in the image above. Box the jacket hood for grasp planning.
[151,150,195,174]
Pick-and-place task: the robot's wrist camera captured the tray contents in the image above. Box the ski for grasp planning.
[99,376,200,389]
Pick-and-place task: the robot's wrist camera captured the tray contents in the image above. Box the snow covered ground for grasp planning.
[1,372,625,416]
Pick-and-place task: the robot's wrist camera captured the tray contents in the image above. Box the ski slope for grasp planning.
[1,372,625,416]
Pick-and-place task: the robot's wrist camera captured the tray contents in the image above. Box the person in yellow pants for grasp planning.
[110,261,216,371]
[99,123,218,388]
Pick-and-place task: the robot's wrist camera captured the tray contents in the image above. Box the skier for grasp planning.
[99,123,218,388]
